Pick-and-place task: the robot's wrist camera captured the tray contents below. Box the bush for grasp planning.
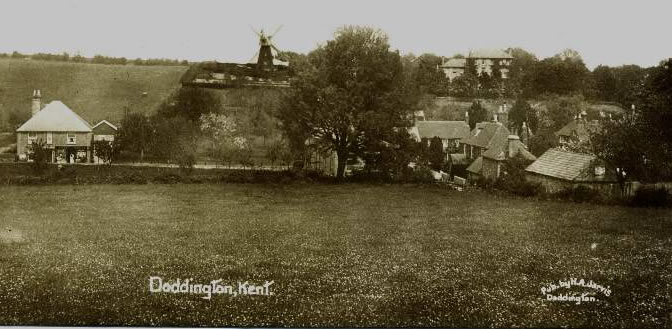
[153,173,184,184]
[408,167,436,184]
[630,186,671,208]
[494,175,542,197]
[113,173,148,184]
[555,185,603,203]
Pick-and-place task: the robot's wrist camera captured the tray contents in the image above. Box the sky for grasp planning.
[0,0,670,69]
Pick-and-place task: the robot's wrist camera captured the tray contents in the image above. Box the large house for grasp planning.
[16,90,115,164]
[438,58,467,82]
[409,120,471,154]
[439,49,513,81]
[525,148,619,194]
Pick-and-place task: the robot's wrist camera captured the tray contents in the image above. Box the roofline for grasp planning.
[93,119,118,130]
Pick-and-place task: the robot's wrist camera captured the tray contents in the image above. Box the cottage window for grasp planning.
[67,134,76,145]
[594,166,605,176]
[46,132,53,145]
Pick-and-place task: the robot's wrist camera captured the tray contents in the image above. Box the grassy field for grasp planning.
[0,184,670,327]
[0,58,186,128]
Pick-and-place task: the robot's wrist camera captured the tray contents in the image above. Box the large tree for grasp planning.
[527,49,590,97]
[278,26,416,179]
[467,100,489,129]
[116,112,153,162]
[508,97,538,133]
[157,87,222,123]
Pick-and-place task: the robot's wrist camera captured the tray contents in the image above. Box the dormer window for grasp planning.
[67,134,76,145]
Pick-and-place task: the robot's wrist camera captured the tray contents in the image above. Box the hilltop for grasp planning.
[0,58,187,130]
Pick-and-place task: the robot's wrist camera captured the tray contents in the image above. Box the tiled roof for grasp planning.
[466,156,483,174]
[415,121,470,140]
[462,122,510,148]
[16,101,92,132]
[556,120,600,139]
[525,148,595,181]
[482,136,537,161]
[468,49,513,59]
[440,58,466,68]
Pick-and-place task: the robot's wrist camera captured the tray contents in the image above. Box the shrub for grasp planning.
[630,186,671,208]
[113,173,148,184]
[409,167,436,184]
[153,173,184,184]
[555,185,603,203]
[494,175,542,197]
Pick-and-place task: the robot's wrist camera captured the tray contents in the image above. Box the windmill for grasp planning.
[249,25,288,73]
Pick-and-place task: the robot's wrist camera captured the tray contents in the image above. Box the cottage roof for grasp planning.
[468,49,513,59]
[16,101,92,132]
[93,119,118,131]
[462,122,510,148]
[440,58,466,68]
[482,135,537,161]
[525,148,616,182]
[466,156,483,174]
[415,121,470,140]
[555,120,600,139]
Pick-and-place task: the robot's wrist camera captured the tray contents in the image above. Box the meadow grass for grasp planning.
[0,184,670,327]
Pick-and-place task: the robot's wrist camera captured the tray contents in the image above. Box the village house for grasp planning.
[439,49,513,80]
[461,120,511,161]
[466,134,536,181]
[556,115,600,147]
[438,58,466,82]
[92,120,118,163]
[409,120,471,154]
[525,148,620,194]
[16,90,115,164]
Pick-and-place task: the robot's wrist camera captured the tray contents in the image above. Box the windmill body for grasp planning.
[181,25,291,89]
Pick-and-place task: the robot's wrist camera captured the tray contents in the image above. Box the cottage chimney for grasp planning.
[498,103,508,128]
[31,89,41,116]
[507,135,520,158]
[520,122,529,146]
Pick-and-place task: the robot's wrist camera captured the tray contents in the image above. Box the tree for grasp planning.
[151,115,197,164]
[506,47,538,97]
[591,59,672,184]
[199,113,237,149]
[537,94,587,131]
[450,74,478,98]
[158,87,222,123]
[428,136,445,171]
[467,100,488,129]
[412,53,449,96]
[591,65,619,102]
[527,50,590,97]
[508,97,538,133]
[116,112,153,162]
[528,129,558,157]
[93,140,117,165]
[278,26,416,179]
[27,139,50,174]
